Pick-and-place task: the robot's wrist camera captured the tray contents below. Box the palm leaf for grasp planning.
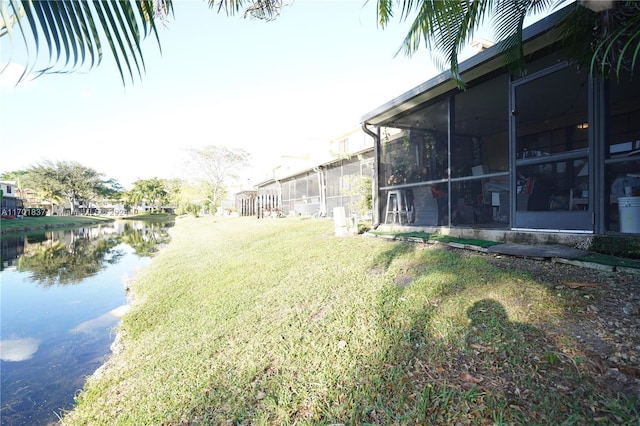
[2,0,171,85]
[594,1,640,78]
[2,0,285,85]
[73,0,103,71]
[394,0,492,88]
[372,0,394,28]
[54,1,81,70]
[242,0,282,21]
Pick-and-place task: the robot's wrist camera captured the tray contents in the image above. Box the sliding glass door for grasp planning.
[511,63,593,231]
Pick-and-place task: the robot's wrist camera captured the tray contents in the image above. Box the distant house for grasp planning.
[253,128,375,219]
[0,181,24,212]
[361,5,640,240]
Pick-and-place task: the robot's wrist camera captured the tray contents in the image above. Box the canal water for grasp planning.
[0,219,173,426]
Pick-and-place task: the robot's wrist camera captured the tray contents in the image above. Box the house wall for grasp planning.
[255,151,374,219]
[0,181,24,211]
[325,152,374,218]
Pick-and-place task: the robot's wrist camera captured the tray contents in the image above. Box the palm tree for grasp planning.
[0,0,282,85]
[375,0,640,87]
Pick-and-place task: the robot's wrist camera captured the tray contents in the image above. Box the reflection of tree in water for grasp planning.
[15,221,172,286]
[119,222,171,257]
[18,232,124,286]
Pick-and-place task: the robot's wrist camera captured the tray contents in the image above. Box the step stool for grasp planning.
[385,190,411,224]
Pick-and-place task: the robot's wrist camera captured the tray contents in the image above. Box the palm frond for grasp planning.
[1,0,287,85]
[208,0,283,20]
[243,0,283,21]
[557,1,640,79]
[590,1,640,78]
[491,0,532,78]
[373,0,394,28]
[1,0,172,85]
[395,0,493,88]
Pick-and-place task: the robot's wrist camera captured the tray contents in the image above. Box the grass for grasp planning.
[0,213,175,235]
[121,213,176,222]
[60,216,638,425]
[0,215,114,234]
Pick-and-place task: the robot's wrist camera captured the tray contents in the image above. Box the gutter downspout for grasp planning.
[313,166,327,216]
[362,122,381,227]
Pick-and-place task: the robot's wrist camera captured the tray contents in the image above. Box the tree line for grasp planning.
[1,145,250,216]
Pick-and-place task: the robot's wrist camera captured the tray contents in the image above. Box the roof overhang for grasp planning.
[361,5,573,127]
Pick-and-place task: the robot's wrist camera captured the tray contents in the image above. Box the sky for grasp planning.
[0,0,494,189]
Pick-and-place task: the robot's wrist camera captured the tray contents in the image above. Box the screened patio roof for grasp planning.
[360,6,570,129]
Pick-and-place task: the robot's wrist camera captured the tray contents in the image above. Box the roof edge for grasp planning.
[361,5,573,126]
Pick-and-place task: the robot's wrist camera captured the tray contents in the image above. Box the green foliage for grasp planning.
[23,161,111,214]
[4,0,640,90]
[344,174,373,218]
[183,203,200,217]
[125,178,169,213]
[357,222,372,234]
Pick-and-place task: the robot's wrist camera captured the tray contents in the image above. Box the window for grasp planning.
[515,65,589,212]
[512,62,592,231]
[381,99,450,188]
[452,74,509,178]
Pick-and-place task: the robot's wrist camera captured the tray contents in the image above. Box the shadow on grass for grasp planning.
[370,240,416,271]
[356,244,638,425]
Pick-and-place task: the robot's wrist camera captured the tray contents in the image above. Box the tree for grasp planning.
[24,161,107,215]
[375,0,640,87]
[163,178,203,216]
[24,162,63,215]
[0,0,282,85]
[95,178,126,208]
[55,161,106,214]
[184,145,251,212]
[126,177,169,212]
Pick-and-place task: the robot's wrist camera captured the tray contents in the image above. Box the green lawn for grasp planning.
[60,216,638,425]
[0,215,114,234]
[120,213,176,222]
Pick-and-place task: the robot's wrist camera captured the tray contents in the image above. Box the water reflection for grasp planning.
[2,220,172,282]
[0,219,173,426]
[0,338,40,362]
